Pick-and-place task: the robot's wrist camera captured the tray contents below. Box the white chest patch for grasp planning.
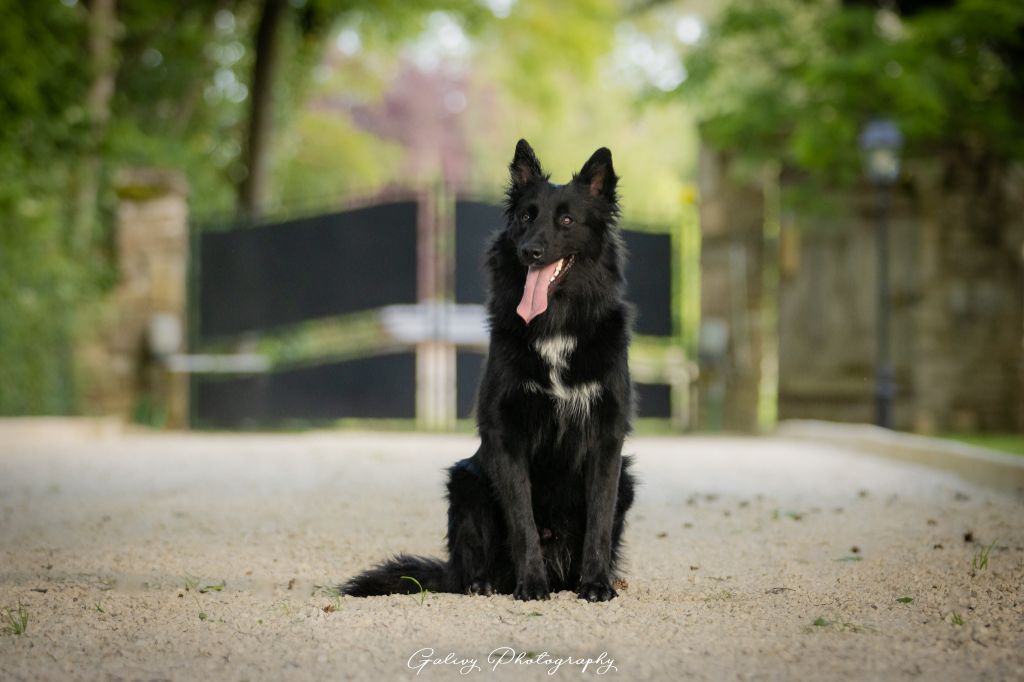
[535,335,576,368]
[532,335,602,421]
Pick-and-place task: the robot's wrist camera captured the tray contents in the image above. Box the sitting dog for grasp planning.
[341,139,635,601]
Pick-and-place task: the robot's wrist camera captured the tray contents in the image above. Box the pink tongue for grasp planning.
[516,260,561,324]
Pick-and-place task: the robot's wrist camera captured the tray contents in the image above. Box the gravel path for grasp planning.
[0,429,1021,681]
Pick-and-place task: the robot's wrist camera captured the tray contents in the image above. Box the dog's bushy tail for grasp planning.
[339,554,450,597]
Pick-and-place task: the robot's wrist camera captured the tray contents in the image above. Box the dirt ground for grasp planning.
[0,428,1021,681]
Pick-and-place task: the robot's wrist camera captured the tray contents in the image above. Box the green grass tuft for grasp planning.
[940,433,1024,456]
[400,576,430,605]
[3,602,28,635]
[972,538,997,571]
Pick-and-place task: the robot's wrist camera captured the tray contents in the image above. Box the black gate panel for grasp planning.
[454,201,502,304]
[198,202,419,339]
[194,353,416,428]
[635,382,672,419]
[622,231,673,337]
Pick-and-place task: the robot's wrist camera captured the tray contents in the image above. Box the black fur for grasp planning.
[341,139,636,602]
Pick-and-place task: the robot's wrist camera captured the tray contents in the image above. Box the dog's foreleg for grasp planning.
[479,440,550,601]
[578,431,624,602]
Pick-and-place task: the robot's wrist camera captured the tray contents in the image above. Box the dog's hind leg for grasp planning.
[610,454,637,574]
[446,457,508,595]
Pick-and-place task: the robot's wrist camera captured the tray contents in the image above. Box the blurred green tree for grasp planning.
[0,0,484,414]
[236,0,487,216]
[0,0,89,413]
[681,0,1024,182]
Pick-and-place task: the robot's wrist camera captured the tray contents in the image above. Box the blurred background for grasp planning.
[1,0,1021,451]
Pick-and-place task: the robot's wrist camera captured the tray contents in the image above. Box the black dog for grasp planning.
[341,140,635,602]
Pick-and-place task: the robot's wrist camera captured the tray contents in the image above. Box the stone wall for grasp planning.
[907,160,1024,432]
[698,146,1024,433]
[776,190,919,427]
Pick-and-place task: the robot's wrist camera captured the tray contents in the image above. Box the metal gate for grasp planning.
[188,192,691,429]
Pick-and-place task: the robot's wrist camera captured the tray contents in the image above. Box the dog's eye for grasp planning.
[560,215,574,226]
[521,212,532,223]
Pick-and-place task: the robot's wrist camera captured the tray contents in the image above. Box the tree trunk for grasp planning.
[71,0,118,254]
[238,0,287,219]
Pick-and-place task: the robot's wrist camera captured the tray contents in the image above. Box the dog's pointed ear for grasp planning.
[509,139,544,188]
[575,147,618,202]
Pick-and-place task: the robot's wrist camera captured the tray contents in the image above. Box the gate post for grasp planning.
[415,186,457,430]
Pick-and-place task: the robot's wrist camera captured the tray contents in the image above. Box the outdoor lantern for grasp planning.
[859,117,903,429]
[858,118,904,184]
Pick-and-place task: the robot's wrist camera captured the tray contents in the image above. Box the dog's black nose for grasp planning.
[521,246,544,263]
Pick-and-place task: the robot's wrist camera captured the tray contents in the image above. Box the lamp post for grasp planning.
[858,119,903,429]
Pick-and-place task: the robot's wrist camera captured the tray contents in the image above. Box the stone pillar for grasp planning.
[85,169,189,427]
[696,146,766,432]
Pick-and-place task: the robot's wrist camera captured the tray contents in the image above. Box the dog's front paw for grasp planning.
[513,573,550,601]
[577,578,617,602]
[466,580,494,596]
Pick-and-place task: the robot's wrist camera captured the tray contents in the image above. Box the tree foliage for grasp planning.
[0,0,485,413]
[681,0,1024,181]
[0,1,91,413]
